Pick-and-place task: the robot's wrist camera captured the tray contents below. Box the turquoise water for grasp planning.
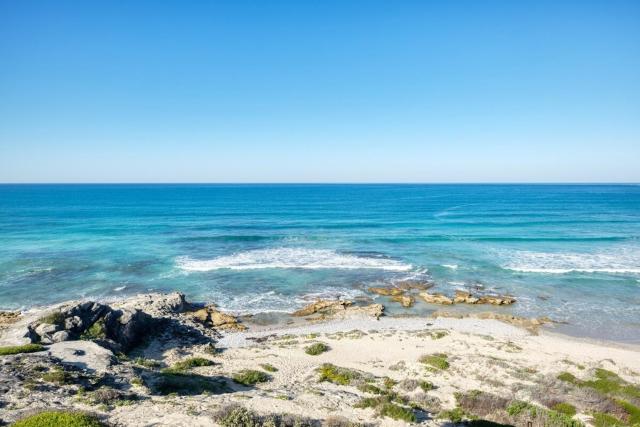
[1,184,639,342]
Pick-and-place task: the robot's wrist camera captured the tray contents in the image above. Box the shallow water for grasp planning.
[1,184,639,342]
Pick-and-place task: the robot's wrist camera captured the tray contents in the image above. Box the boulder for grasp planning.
[190,305,246,331]
[52,331,70,343]
[292,300,352,317]
[103,308,153,351]
[391,295,415,308]
[368,287,404,296]
[419,292,454,305]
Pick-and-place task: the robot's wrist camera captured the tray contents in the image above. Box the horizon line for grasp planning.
[1,182,639,186]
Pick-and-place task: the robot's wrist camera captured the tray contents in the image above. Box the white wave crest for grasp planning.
[176,248,412,272]
[442,264,458,270]
[502,248,640,274]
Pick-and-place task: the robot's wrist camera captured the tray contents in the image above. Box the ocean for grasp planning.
[1,184,639,342]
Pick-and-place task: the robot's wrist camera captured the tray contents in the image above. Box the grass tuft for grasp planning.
[419,353,450,370]
[162,357,214,373]
[259,363,278,372]
[0,343,44,355]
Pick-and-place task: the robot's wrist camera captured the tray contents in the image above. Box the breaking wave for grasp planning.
[176,248,412,272]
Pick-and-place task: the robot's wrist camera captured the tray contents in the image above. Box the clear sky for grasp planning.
[1,0,639,183]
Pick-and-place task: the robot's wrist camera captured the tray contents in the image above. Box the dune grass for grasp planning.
[0,343,44,355]
[12,411,104,427]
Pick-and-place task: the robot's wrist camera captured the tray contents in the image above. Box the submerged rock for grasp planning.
[391,294,415,308]
[395,280,434,291]
[368,287,404,296]
[453,290,480,304]
[419,292,454,305]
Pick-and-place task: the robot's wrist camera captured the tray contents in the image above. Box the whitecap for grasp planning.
[501,248,640,275]
[442,264,458,270]
[176,248,412,272]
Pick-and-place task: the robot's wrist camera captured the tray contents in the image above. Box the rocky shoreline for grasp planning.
[1,291,639,427]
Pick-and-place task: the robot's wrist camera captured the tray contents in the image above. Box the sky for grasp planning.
[1,0,639,183]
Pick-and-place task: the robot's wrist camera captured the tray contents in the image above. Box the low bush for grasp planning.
[305,342,329,356]
[12,411,104,427]
[0,343,44,355]
[233,369,270,386]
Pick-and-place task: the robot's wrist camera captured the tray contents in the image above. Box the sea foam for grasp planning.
[502,248,640,274]
[176,247,412,272]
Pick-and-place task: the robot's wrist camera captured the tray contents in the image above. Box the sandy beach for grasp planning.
[1,292,639,427]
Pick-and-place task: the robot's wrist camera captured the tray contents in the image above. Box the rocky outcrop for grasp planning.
[453,291,480,304]
[477,295,516,305]
[391,295,415,308]
[190,305,246,331]
[292,300,352,317]
[0,311,20,330]
[47,340,115,373]
[292,300,384,320]
[419,292,454,305]
[102,308,153,351]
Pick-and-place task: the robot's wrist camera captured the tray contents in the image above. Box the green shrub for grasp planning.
[80,320,106,340]
[305,342,329,355]
[591,412,626,427]
[260,363,278,372]
[552,402,577,416]
[419,353,449,370]
[12,411,104,427]
[163,357,214,373]
[0,343,44,355]
[357,383,384,394]
[379,402,416,422]
[557,371,579,384]
[133,357,161,368]
[233,369,270,386]
[438,407,466,423]
[317,363,361,385]
[41,368,72,385]
[419,380,435,391]
[214,404,259,427]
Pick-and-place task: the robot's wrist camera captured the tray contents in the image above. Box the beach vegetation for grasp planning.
[552,402,577,416]
[354,395,416,422]
[38,311,65,326]
[0,343,44,355]
[80,320,106,340]
[383,376,397,389]
[133,357,161,369]
[304,342,329,355]
[398,378,419,391]
[233,369,271,386]
[12,411,105,427]
[155,371,228,395]
[557,371,579,384]
[419,380,435,391]
[357,383,384,394]
[591,412,627,427]
[162,357,214,373]
[213,404,316,427]
[317,363,361,385]
[419,353,449,370]
[438,407,467,423]
[41,367,73,385]
[260,363,278,372]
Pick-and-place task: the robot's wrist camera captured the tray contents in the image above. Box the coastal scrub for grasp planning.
[233,369,270,386]
[305,342,329,356]
[317,363,361,385]
[12,411,105,427]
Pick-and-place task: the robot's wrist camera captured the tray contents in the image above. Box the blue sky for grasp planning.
[1,0,639,183]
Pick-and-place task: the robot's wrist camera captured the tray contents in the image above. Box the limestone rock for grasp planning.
[419,292,454,305]
[431,310,552,333]
[47,340,115,373]
[52,331,70,343]
[103,308,153,351]
[368,287,404,296]
[391,295,415,308]
[477,295,516,305]
[190,305,246,331]
[292,300,352,317]
[453,291,480,304]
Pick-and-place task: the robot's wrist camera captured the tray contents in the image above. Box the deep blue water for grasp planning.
[1,184,639,342]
